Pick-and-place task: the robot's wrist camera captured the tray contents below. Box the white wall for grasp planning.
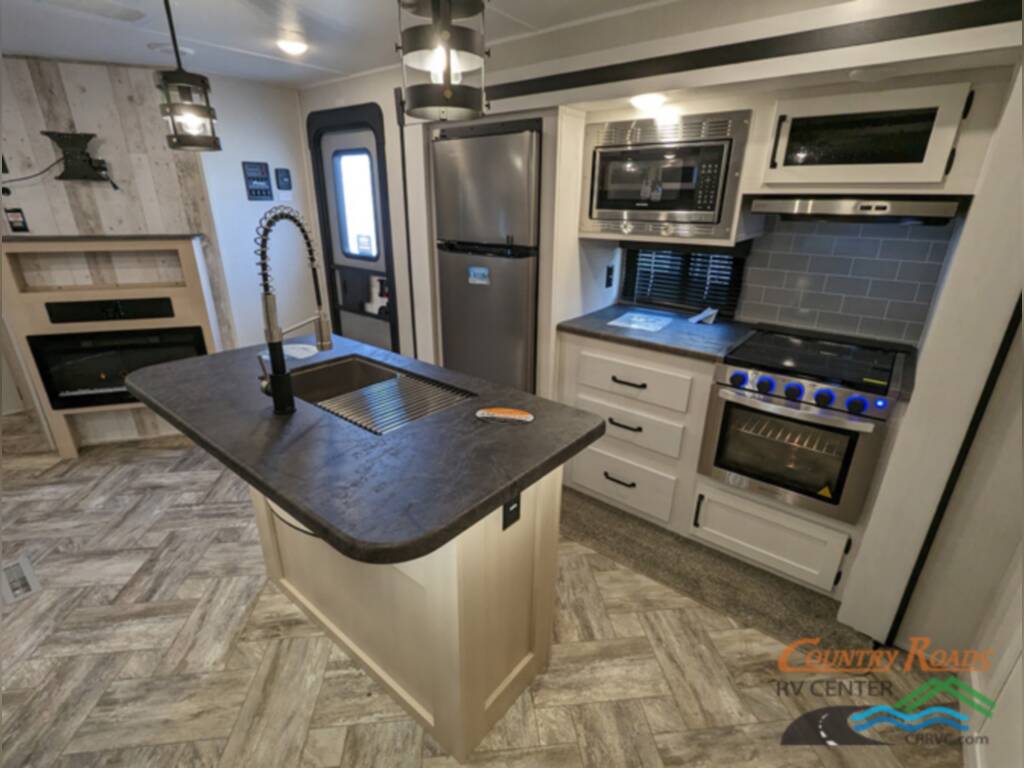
[838,66,1024,641]
[201,75,317,348]
[895,328,1022,650]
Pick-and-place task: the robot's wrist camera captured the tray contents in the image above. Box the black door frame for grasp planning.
[307,103,401,352]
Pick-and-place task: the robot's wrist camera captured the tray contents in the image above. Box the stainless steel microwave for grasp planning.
[580,110,751,240]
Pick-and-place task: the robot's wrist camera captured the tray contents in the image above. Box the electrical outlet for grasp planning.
[605,264,615,288]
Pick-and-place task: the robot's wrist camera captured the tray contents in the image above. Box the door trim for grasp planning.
[307,103,400,352]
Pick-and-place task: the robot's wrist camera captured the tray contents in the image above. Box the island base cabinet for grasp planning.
[248,468,564,762]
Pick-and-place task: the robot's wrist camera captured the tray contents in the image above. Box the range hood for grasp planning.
[749,196,963,224]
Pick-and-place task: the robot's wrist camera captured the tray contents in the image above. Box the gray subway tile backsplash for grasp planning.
[735,216,953,346]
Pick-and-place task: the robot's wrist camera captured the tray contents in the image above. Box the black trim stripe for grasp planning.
[886,294,1023,647]
[487,1,1021,102]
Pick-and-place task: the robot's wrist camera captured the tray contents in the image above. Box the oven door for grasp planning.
[699,387,884,524]
[591,140,728,224]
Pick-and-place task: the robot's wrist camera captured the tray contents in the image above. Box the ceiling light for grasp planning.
[397,0,488,121]
[156,0,220,151]
[276,38,308,56]
[630,93,666,111]
[654,106,682,126]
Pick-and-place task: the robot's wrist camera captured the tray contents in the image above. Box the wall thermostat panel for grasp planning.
[242,161,273,201]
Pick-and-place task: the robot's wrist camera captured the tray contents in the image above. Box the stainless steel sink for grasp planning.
[291,357,398,404]
[290,356,473,435]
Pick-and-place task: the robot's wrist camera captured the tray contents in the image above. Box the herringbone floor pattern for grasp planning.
[1,436,960,767]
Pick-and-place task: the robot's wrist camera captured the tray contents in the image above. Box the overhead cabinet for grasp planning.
[763,83,972,185]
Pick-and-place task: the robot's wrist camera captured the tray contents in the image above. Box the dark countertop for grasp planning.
[557,304,755,362]
[126,336,604,564]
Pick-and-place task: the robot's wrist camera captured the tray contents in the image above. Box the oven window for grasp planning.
[715,403,857,504]
[784,108,938,166]
[594,144,723,211]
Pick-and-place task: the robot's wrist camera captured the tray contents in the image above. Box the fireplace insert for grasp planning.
[28,327,206,410]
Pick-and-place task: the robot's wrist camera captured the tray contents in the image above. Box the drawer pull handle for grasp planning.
[608,417,643,433]
[603,471,636,489]
[611,375,647,389]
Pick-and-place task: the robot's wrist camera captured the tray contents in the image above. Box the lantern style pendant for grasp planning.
[397,0,488,121]
[156,0,221,151]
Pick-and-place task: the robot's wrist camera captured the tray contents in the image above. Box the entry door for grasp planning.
[319,128,393,351]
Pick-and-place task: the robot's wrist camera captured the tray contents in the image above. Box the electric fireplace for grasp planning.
[28,327,206,410]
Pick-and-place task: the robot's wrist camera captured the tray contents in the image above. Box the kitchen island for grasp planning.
[127,336,604,761]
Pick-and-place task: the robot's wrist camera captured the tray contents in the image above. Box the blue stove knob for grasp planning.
[783,382,804,401]
[846,395,868,415]
[813,389,835,407]
[729,371,748,388]
[755,375,776,394]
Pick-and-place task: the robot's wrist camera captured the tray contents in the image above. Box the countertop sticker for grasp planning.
[607,311,673,332]
[476,407,534,424]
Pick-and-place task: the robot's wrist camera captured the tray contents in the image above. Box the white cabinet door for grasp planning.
[763,83,971,185]
[692,483,850,591]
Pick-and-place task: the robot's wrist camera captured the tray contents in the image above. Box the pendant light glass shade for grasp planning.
[156,0,221,151]
[397,0,488,121]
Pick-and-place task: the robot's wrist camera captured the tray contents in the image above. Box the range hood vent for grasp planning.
[749,196,962,225]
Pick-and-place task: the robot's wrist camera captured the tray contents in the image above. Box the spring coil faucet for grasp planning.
[254,205,332,414]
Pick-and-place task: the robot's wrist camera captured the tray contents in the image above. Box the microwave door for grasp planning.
[432,130,540,247]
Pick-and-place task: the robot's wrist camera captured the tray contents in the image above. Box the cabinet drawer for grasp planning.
[571,447,676,522]
[692,485,850,591]
[577,350,692,413]
[577,394,684,459]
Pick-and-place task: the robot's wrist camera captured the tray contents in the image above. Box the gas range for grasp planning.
[720,330,907,421]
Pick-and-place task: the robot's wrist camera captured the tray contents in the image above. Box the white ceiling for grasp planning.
[0,0,674,85]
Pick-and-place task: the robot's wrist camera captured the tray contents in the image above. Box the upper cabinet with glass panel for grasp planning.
[763,83,972,185]
[333,149,379,260]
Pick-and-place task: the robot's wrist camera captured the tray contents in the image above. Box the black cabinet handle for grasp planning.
[608,417,642,433]
[611,375,647,389]
[693,494,705,527]
[603,471,636,489]
[769,114,787,169]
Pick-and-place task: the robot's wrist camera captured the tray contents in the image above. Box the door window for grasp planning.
[333,149,379,260]
[715,402,857,504]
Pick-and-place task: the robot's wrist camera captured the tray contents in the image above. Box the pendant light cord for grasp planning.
[163,0,184,70]
[2,157,64,184]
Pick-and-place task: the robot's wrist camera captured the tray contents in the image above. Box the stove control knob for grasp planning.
[813,389,835,407]
[845,395,868,415]
[728,371,748,388]
[755,375,776,394]
[783,382,804,401]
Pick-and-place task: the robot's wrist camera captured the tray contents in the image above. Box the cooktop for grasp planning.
[726,330,897,395]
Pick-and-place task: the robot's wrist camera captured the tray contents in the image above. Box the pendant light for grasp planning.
[156,0,221,151]
[397,0,488,121]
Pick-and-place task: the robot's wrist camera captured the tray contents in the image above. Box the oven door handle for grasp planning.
[717,388,876,433]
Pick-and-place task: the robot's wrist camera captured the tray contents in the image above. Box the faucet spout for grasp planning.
[254,205,333,414]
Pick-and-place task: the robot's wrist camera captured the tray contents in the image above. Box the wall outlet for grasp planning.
[605,263,615,288]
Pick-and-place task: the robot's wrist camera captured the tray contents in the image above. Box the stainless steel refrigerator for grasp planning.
[432,123,540,392]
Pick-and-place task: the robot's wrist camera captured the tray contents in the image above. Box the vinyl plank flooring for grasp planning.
[706,627,793,688]
[423,744,584,767]
[530,637,669,708]
[570,699,662,768]
[63,669,256,754]
[476,690,539,752]
[553,554,617,643]
[640,697,687,735]
[114,531,213,604]
[87,491,177,549]
[34,600,197,657]
[32,548,152,589]
[338,720,422,768]
[594,570,700,614]
[311,665,410,728]
[301,727,348,768]
[654,722,821,767]
[0,652,126,768]
[157,576,263,674]
[218,636,332,768]
[239,586,322,642]
[534,706,576,746]
[54,743,188,768]
[0,587,84,667]
[639,610,756,730]
[189,540,266,579]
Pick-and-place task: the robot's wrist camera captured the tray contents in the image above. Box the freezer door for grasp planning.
[432,131,540,247]
[438,248,537,392]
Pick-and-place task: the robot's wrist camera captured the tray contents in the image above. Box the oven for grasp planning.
[580,110,750,241]
[699,381,885,524]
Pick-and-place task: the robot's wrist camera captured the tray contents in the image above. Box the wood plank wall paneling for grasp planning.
[0,55,237,348]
